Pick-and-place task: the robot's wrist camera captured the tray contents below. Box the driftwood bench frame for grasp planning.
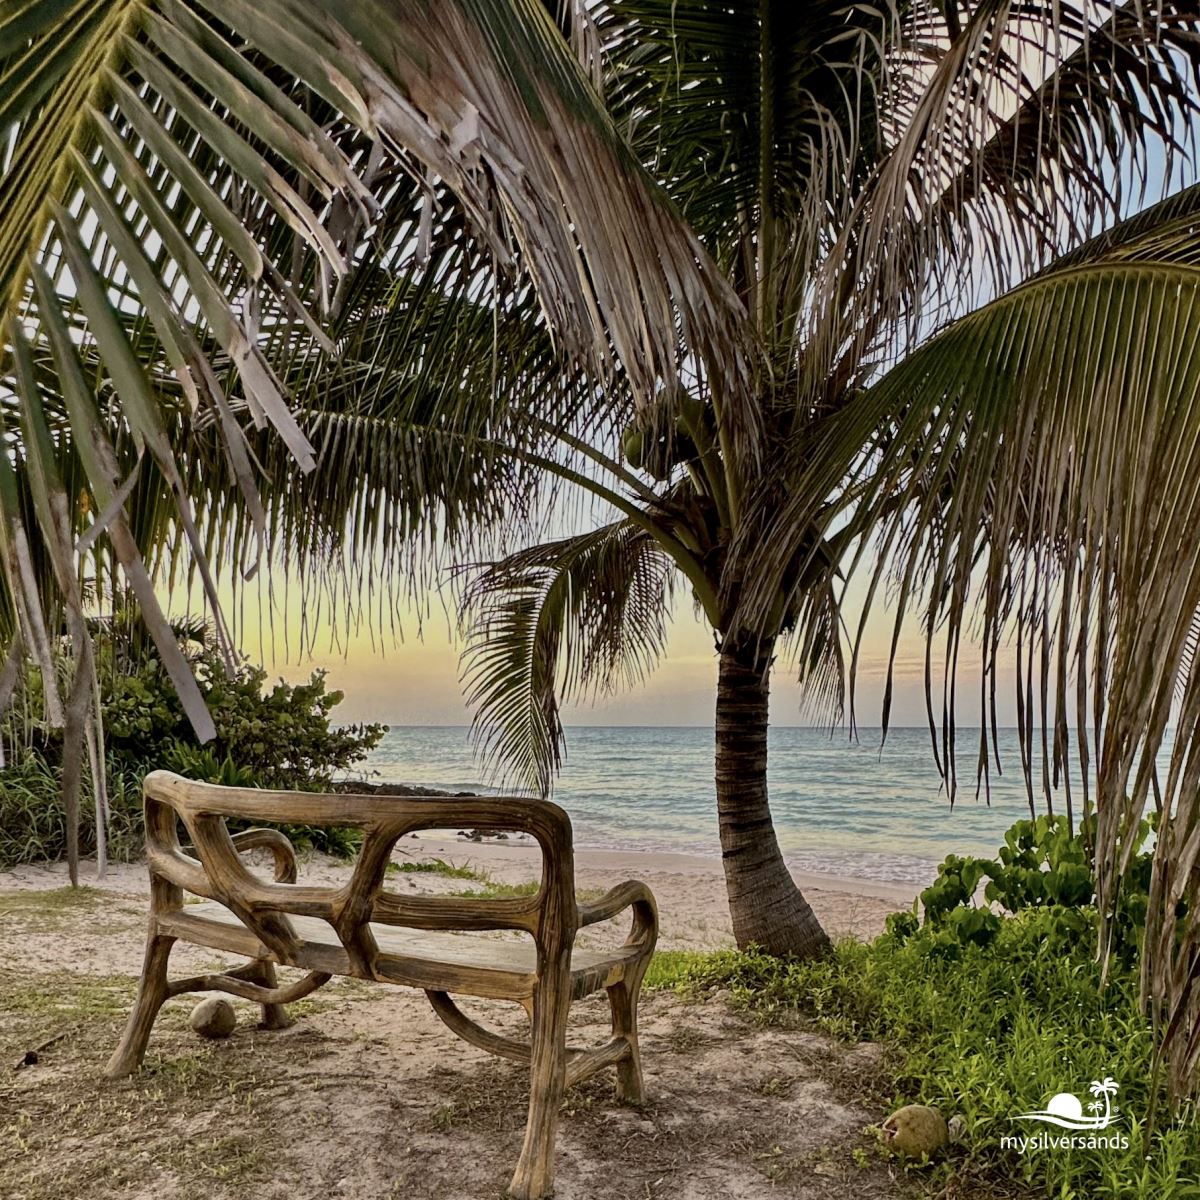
[108,770,658,1199]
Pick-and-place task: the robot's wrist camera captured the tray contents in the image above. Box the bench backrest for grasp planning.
[142,770,576,979]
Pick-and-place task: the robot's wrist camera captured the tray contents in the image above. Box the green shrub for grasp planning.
[101,644,385,792]
[912,812,1155,960]
[647,818,1200,1199]
[0,626,386,868]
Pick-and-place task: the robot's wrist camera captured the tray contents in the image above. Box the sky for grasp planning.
[191,566,1020,730]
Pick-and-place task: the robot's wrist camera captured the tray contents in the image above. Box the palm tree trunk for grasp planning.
[716,637,830,957]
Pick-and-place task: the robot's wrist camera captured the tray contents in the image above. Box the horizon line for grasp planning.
[365,723,1098,732]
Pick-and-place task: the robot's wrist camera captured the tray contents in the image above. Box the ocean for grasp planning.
[359,725,1095,887]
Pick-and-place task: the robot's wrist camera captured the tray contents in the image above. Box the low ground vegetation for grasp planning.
[648,815,1200,1199]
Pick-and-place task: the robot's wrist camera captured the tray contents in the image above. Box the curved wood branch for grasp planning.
[577,880,658,951]
[167,969,331,1004]
[230,827,298,884]
[426,989,532,1063]
[427,989,633,1088]
[565,1037,631,1087]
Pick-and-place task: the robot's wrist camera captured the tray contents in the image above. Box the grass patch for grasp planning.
[448,878,540,899]
[646,919,1200,1199]
[0,885,104,911]
[0,885,107,931]
[446,878,607,903]
[386,857,482,880]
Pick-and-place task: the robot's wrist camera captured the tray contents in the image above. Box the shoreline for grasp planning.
[392,832,922,908]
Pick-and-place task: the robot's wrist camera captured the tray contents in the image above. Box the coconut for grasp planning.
[881,1104,949,1158]
[189,996,237,1040]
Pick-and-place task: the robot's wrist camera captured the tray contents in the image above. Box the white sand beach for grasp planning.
[393,834,919,948]
[0,835,917,967]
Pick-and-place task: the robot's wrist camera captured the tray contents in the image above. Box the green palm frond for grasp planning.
[0,0,749,734]
[747,258,1200,1090]
[1033,181,1200,277]
[255,215,599,592]
[461,519,675,794]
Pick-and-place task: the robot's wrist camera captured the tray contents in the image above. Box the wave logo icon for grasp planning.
[1012,1077,1120,1130]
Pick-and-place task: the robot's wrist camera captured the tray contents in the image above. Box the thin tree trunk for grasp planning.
[716,637,830,957]
[61,652,90,889]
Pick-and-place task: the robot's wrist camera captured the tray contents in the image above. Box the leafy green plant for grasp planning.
[907,814,1153,956]
[99,635,386,792]
[0,753,145,869]
[161,745,260,789]
[0,627,385,868]
[987,815,1097,911]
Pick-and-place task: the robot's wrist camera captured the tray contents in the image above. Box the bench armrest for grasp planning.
[577,880,658,951]
[230,828,298,884]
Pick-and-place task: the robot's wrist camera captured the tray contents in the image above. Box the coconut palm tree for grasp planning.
[3,0,1200,1087]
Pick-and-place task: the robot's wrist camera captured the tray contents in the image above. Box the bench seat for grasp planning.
[107,771,659,1200]
[161,900,645,1001]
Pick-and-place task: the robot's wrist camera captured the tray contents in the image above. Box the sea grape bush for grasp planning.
[103,639,385,792]
[892,812,1156,956]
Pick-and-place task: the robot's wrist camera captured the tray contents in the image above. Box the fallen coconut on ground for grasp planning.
[881,1104,949,1158]
[190,997,237,1040]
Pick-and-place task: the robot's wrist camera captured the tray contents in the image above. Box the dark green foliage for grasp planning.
[910,813,1152,957]
[102,641,385,792]
[987,815,1097,910]
[0,627,385,868]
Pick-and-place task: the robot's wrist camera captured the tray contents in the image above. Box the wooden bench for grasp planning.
[107,770,658,1199]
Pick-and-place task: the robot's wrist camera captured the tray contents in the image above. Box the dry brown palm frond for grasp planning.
[741,257,1200,1094]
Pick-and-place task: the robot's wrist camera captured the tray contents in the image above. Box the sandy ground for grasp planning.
[0,840,918,1200]
[0,834,918,961]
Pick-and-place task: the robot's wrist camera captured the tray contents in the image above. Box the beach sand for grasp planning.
[394,833,918,948]
[0,843,914,1199]
[0,835,917,968]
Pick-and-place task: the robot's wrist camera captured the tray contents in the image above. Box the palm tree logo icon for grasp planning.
[1013,1078,1120,1130]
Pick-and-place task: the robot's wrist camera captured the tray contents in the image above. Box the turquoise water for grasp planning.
[359,725,1089,886]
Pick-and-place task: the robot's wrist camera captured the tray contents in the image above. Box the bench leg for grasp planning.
[247,959,293,1030]
[509,969,570,1200]
[607,977,645,1104]
[105,932,175,1078]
